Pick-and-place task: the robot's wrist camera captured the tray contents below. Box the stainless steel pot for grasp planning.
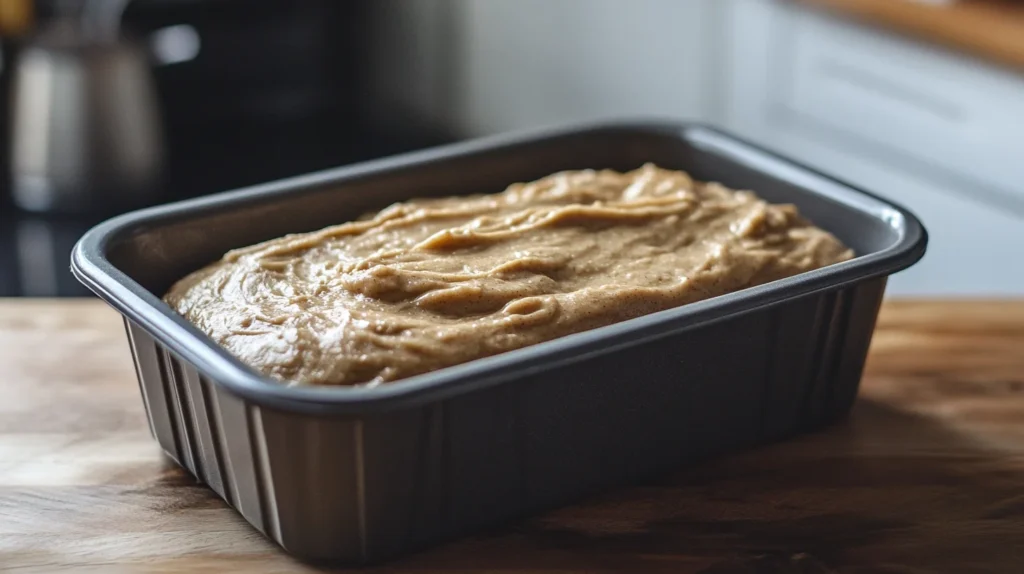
[10,0,163,214]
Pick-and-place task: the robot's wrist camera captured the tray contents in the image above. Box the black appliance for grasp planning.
[0,0,453,297]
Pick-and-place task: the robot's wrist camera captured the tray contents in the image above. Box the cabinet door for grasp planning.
[722,0,1024,296]
[780,6,1024,212]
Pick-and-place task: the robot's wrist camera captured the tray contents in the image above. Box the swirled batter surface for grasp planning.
[165,164,854,386]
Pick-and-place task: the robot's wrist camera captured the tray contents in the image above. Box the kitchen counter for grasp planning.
[795,0,1024,70]
[2,299,1024,572]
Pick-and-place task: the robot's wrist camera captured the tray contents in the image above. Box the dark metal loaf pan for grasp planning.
[71,122,927,564]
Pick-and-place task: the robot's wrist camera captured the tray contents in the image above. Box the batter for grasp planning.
[165,164,854,386]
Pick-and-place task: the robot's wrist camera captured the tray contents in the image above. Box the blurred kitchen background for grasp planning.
[0,0,1021,297]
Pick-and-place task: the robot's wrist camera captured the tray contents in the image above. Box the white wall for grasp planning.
[369,0,723,137]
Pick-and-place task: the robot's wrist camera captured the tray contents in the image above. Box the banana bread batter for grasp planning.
[165,164,854,386]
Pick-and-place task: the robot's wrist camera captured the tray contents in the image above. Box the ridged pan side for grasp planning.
[124,319,372,560]
[125,323,273,542]
[758,277,886,441]
[120,277,886,564]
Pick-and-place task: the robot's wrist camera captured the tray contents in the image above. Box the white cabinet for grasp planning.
[721,0,1024,296]
[780,6,1024,209]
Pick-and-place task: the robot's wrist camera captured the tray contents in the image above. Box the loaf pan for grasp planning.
[71,122,927,564]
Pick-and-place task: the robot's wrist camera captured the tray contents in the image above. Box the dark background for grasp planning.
[0,0,455,297]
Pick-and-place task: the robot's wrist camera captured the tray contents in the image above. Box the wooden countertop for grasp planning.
[3,299,1024,573]
[795,0,1024,70]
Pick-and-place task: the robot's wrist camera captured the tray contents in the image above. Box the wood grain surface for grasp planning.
[2,298,1024,573]
[795,0,1024,70]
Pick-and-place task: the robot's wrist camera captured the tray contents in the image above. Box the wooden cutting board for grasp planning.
[2,299,1024,573]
